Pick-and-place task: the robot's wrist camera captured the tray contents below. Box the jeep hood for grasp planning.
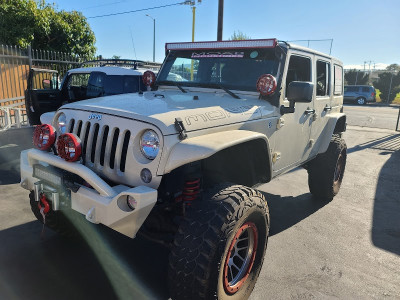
[61,89,275,135]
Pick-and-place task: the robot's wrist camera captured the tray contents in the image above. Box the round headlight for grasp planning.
[56,112,67,134]
[140,130,160,160]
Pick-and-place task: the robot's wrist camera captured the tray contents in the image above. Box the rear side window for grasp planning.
[286,55,311,96]
[316,60,330,96]
[362,87,370,92]
[346,86,358,92]
[334,65,343,95]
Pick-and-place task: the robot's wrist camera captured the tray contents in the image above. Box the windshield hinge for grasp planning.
[175,118,188,140]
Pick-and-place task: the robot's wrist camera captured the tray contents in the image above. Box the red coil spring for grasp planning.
[176,178,201,204]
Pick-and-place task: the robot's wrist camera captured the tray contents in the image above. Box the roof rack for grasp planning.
[79,59,162,70]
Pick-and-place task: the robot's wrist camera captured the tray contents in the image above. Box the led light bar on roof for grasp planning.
[166,39,277,51]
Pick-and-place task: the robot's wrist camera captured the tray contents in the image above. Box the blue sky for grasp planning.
[54,0,400,69]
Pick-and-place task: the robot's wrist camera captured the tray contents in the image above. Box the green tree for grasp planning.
[0,0,96,58]
[373,71,400,103]
[111,55,121,59]
[229,30,251,41]
[386,64,400,72]
[344,69,369,85]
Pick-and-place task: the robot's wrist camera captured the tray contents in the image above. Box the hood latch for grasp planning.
[175,118,188,140]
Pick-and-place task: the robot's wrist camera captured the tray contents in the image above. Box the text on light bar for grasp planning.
[166,39,277,51]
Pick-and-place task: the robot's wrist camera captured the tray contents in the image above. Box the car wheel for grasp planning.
[356,97,366,105]
[168,183,270,300]
[307,135,347,200]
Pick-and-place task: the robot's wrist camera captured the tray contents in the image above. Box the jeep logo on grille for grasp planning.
[88,113,102,121]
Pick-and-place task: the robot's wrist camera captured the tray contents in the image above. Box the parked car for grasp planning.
[344,85,376,105]
[21,39,347,299]
[25,59,161,125]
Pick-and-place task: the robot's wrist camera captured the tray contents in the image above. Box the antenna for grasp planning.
[129,27,138,61]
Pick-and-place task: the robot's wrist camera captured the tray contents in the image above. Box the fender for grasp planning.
[316,112,346,155]
[163,130,272,176]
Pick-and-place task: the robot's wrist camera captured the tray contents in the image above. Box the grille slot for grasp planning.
[109,128,120,169]
[90,123,100,163]
[68,119,75,133]
[81,122,91,158]
[100,126,109,166]
[120,131,131,172]
[76,120,83,137]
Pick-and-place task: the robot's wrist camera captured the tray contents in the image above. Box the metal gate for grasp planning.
[0,44,82,130]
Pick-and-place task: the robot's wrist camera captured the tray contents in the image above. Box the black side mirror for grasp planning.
[287,81,314,103]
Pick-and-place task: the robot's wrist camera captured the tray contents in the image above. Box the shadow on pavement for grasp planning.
[348,133,400,154]
[372,149,400,255]
[261,192,328,236]
[0,127,34,185]
[0,220,170,300]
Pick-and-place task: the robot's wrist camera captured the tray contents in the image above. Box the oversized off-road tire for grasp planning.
[307,135,347,200]
[168,184,270,300]
[29,191,78,236]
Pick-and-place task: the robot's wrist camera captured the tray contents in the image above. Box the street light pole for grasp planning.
[146,14,155,62]
[217,0,224,41]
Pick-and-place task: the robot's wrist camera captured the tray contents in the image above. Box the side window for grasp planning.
[334,65,343,95]
[69,73,90,87]
[316,60,330,96]
[286,55,311,97]
[362,87,369,92]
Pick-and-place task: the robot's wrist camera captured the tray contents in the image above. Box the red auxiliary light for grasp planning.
[256,74,277,96]
[33,124,56,151]
[143,70,156,87]
[56,133,82,162]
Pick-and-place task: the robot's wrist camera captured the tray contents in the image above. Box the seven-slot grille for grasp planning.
[68,119,131,172]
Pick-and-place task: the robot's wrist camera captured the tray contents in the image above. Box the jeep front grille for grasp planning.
[68,119,130,173]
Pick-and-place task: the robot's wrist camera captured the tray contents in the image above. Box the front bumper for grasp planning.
[20,149,157,238]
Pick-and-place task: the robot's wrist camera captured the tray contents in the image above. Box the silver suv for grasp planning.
[344,85,376,105]
[21,39,347,299]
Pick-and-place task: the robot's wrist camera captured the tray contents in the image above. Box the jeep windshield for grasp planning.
[157,48,279,92]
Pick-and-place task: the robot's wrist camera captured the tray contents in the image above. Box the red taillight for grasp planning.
[372,92,375,97]
[33,124,56,151]
[256,74,277,96]
[56,133,82,162]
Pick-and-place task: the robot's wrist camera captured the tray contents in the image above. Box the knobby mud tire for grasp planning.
[168,183,270,300]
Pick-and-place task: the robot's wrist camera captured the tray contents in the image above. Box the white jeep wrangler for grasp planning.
[20,39,347,300]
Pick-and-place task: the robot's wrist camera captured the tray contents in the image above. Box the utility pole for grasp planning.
[388,72,394,103]
[145,14,155,62]
[217,0,224,41]
[183,1,201,79]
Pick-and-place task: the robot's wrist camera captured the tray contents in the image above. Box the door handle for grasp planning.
[324,105,332,111]
[304,108,315,115]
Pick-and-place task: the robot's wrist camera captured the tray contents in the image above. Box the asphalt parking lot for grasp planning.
[0,106,399,299]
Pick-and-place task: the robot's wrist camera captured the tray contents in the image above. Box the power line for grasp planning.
[87,2,184,19]
[82,1,129,10]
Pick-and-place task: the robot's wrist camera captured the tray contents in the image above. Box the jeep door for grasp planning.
[308,57,332,158]
[272,52,313,174]
[26,68,62,125]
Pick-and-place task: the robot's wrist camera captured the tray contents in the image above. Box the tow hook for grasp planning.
[38,193,50,214]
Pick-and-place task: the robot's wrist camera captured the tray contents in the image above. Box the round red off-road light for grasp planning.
[33,124,56,151]
[56,133,82,162]
[256,74,277,96]
[143,70,156,87]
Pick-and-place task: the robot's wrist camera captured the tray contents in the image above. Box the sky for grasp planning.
[53,0,400,70]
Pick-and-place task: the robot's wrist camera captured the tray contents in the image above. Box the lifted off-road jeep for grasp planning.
[20,39,347,299]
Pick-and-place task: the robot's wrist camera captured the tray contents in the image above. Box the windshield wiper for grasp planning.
[175,83,187,93]
[218,85,240,99]
[158,80,187,93]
